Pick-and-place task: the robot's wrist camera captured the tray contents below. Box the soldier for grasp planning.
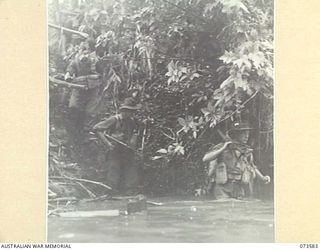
[203,122,270,199]
[92,98,142,195]
[64,42,102,144]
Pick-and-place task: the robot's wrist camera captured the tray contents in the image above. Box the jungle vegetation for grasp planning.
[48,0,273,199]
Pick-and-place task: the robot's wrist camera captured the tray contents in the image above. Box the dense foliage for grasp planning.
[49,0,273,197]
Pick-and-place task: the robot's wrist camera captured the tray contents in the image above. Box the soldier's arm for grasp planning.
[254,168,271,184]
[208,159,218,177]
[92,116,117,132]
[202,142,232,162]
[93,117,118,149]
[65,60,77,80]
[249,154,271,184]
[89,52,99,74]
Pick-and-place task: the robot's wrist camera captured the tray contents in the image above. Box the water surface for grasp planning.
[48,198,274,243]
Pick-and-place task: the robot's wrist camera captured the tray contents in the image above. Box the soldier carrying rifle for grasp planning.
[63,41,104,146]
[92,97,142,195]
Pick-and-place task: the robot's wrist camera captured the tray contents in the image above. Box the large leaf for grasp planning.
[157,148,168,154]
[177,117,186,127]
[152,155,165,160]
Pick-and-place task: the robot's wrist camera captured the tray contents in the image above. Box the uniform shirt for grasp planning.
[93,115,135,145]
[67,52,98,77]
[209,142,256,177]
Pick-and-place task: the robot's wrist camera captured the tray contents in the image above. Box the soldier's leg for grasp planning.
[230,181,245,199]
[65,107,84,161]
[106,158,122,192]
[67,89,86,142]
[122,153,140,194]
[214,182,232,199]
[67,89,91,163]
[82,88,102,149]
[69,89,87,127]
[240,174,255,198]
[123,166,139,194]
[245,177,255,198]
[85,87,101,115]
[65,108,79,139]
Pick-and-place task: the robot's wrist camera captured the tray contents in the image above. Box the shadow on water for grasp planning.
[48,198,274,243]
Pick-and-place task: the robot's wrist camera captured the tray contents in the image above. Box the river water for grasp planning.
[48,198,274,243]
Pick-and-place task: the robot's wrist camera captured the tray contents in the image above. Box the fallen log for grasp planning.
[58,210,120,217]
[48,23,89,39]
[110,196,164,206]
[49,76,87,90]
[146,201,164,206]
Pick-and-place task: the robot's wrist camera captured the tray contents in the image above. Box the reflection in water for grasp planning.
[48,198,274,243]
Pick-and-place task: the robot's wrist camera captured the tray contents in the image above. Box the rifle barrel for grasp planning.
[103,134,140,154]
[49,76,87,90]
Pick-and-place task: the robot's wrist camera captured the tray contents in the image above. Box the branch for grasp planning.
[51,176,112,190]
[49,23,89,39]
[217,90,259,125]
[202,91,259,136]
[48,197,78,202]
[76,182,96,198]
[161,131,175,141]
[185,91,259,159]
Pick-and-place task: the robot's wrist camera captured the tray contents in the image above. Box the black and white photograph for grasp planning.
[48,0,274,243]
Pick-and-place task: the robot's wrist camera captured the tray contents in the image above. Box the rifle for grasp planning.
[96,131,141,155]
[49,76,87,90]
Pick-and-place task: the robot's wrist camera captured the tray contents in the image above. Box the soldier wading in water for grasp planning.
[93,98,142,195]
[203,122,270,199]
